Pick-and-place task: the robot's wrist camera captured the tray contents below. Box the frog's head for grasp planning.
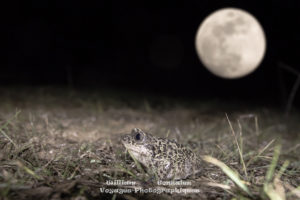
[121,128,156,165]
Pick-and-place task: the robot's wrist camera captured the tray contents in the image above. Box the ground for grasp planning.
[0,87,300,200]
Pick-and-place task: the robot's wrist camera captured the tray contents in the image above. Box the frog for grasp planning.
[121,128,202,180]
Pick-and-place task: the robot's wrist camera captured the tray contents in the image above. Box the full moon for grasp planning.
[195,8,266,79]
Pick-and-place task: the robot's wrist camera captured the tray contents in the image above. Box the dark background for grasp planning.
[3,0,300,105]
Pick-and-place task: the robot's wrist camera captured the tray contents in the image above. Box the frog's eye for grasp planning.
[135,133,141,141]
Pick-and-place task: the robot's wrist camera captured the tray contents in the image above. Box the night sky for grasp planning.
[4,0,300,104]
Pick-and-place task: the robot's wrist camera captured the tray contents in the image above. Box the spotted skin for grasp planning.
[121,128,202,180]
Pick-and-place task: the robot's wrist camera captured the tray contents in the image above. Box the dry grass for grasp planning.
[0,87,300,200]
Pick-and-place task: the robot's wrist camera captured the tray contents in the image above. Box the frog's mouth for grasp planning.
[122,143,137,154]
[124,147,140,156]
[124,146,149,159]
[125,148,143,162]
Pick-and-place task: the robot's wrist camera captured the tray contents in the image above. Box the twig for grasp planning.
[285,75,300,117]
[277,62,300,117]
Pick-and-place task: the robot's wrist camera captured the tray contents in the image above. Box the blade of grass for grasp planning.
[112,193,117,200]
[255,115,259,136]
[246,139,275,167]
[286,143,300,154]
[204,182,236,197]
[263,144,284,200]
[237,120,244,161]
[265,144,281,183]
[275,160,289,180]
[165,129,170,138]
[269,160,289,200]
[202,155,253,197]
[205,182,231,190]
[0,110,21,148]
[116,165,136,178]
[0,110,21,130]
[225,114,248,180]
[273,177,286,200]
[285,183,300,198]
[143,99,151,112]
[0,130,17,148]
[264,183,284,200]
[14,160,43,180]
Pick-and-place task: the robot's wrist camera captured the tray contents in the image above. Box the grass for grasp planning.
[0,87,300,199]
